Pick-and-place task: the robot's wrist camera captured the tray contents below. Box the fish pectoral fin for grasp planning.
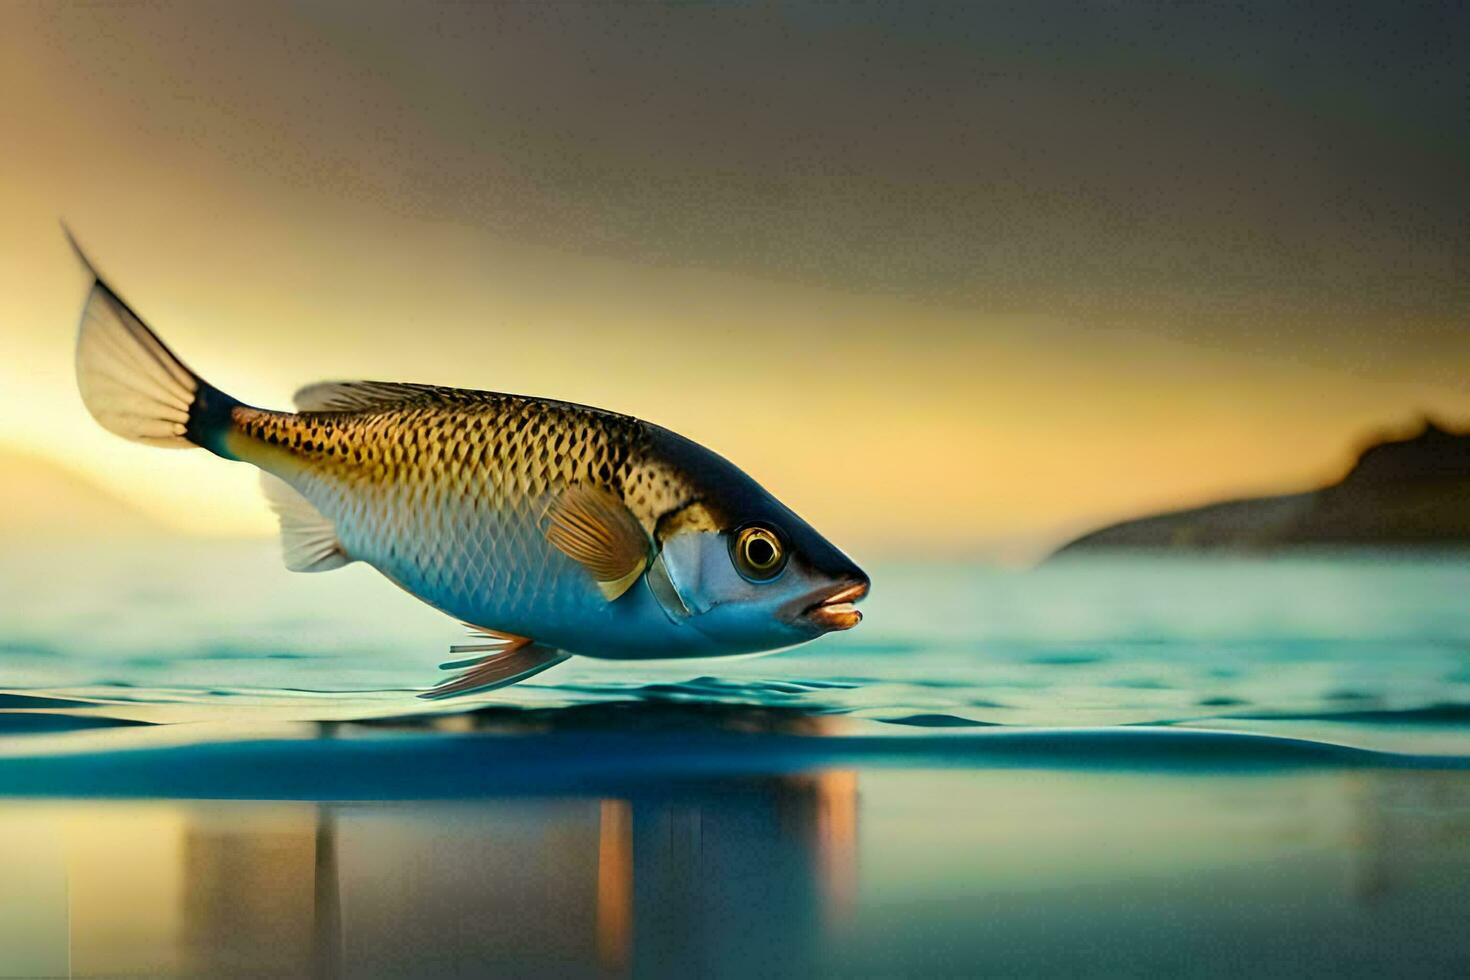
[543,484,650,602]
[420,638,569,699]
[259,473,353,572]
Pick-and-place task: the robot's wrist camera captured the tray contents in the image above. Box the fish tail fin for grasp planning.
[67,226,241,456]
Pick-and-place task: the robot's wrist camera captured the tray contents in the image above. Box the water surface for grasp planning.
[2,544,1468,977]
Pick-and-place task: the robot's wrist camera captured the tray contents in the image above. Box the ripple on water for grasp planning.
[553,675,857,705]
[877,713,1001,728]
[1026,653,1107,666]
[0,724,1466,801]
[1229,703,1470,725]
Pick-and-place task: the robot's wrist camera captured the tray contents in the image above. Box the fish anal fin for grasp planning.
[421,640,569,699]
[543,484,650,602]
[292,381,440,413]
[259,473,353,572]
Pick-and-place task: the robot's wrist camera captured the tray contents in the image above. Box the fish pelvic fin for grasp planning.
[421,631,569,699]
[259,473,354,572]
[67,227,242,454]
[543,484,651,602]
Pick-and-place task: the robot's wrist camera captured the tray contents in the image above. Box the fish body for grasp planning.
[68,235,868,694]
[229,390,827,660]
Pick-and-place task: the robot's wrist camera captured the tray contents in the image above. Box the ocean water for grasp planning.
[2,542,1469,977]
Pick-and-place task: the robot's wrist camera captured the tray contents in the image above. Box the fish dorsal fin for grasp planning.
[292,380,441,413]
[543,484,651,602]
[259,473,353,572]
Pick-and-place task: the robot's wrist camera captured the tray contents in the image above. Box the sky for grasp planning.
[1,1,1466,560]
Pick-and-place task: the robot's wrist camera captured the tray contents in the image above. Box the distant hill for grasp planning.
[1052,418,1470,557]
[0,449,171,540]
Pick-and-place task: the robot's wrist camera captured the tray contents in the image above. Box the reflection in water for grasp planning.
[596,800,634,976]
[314,809,343,980]
[1345,769,1470,906]
[0,772,857,979]
[3,767,1469,977]
[640,770,857,975]
[812,770,859,930]
[629,776,847,977]
[65,807,187,978]
[339,773,856,979]
[180,809,322,976]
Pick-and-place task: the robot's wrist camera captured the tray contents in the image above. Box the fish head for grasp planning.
[645,430,869,653]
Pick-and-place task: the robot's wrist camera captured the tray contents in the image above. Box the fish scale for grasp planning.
[228,392,696,634]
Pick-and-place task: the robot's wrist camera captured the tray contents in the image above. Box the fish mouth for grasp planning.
[796,579,869,632]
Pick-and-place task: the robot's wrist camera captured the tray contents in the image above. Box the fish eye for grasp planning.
[731,524,787,581]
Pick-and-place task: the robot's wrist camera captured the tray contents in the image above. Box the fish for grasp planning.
[65,232,869,697]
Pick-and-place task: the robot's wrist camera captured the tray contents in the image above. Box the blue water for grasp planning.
[2,543,1469,977]
[3,542,1469,741]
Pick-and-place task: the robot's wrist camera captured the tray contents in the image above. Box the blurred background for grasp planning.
[2,0,1466,562]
